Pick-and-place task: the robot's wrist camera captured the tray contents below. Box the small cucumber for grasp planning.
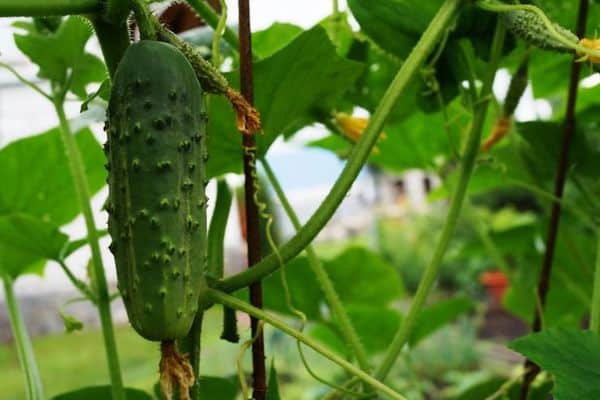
[105,40,208,341]
[502,10,578,53]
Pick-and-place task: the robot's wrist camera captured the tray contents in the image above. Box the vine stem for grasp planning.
[0,0,99,16]
[53,100,125,400]
[520,1,589,398]
[219,0,465,293]
[186,0,240,51]
[372,20,506,383]
[260,158,371,372]
[2,275,44,400]
[207,289,407,400]
[590,234,600,333]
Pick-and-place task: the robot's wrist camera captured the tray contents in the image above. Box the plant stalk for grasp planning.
[260,158,371,372]
[520,1,589,398]
[373,20,506,382]
[208,289,407,400]
[219,0,464,294]
[2,276,45,400]
[53,101,125,400]
[0,0,100,16]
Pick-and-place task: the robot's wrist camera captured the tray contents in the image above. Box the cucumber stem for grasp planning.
[53,100,126,400]
[2,276,45,400]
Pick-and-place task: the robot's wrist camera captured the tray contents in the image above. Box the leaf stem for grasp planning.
[218,0,464,294]
[0,0,100,16]
[2,275,44,400]
[260,157,371,372]
[0,62,52,101]
[185,0,240,51]
[57,260,96,302]
[53,100,125,400]
[207,289,407,400]
[373,20,506,382]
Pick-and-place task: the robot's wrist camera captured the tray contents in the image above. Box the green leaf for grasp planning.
[260,256,325,320]
[252,23,303,59]
[59,311,84,333]
[0,126,106,225]
[348,0,443,59]
[509,328,600,400]
[51,386,152,400]
[61,229,109,260]
[326,246,404,306]
[244,246,403,321]
[0,213,69,278]
[0,213,68,260]
[207,26,363,178]
[409,296,475,346]
[266,361,282,400]
[310,306,401,356]
[14,16,106,98]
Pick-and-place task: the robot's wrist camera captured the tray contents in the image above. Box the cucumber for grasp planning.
[502,10,578,53]
[105,40,208,341]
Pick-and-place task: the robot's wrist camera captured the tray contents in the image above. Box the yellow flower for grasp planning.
[579,38,600,63]
[334,112,387,153]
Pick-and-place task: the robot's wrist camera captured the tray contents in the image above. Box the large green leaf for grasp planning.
[510,328,600,400]
[309,306,401,356]
[0,126,106,225]
[409,296,475,346]
[206,26,363,178]
[14,16,107,98]
[326,246,404,305]
[0,213,69,278]
[252,23,303,59]
[311,296,472,357]
[347,0,443,59]
[247,246,403,321]
[51,386,152,400]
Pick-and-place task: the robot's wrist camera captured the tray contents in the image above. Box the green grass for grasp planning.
[0,307,247,400]
[0,306,332,400]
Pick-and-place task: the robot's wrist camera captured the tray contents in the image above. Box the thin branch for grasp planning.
[0,62,52,101]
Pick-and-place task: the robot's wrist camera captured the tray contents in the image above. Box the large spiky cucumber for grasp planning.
[105,40,208,341]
